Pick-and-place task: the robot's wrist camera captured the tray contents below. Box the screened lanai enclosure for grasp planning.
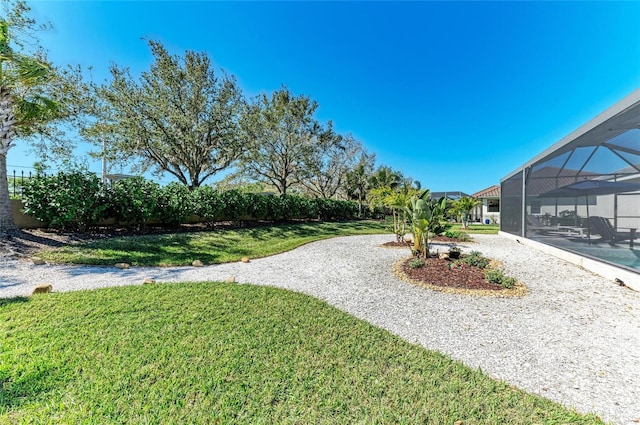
[501,89,640,274]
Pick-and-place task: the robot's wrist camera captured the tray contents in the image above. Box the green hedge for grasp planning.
[21,171,359,231]
[21,170,109,231]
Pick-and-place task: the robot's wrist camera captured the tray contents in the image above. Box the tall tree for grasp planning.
[0,1,60,231]
[344,150,376,215]
[88,40,245,188]
[369,165,402,190]
[301,132,363,199]
[239,86,325,195]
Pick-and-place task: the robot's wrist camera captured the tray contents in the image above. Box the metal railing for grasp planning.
[6,170,43,198]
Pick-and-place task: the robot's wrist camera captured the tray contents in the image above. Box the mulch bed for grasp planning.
[381,237,528,297]
[399,256,501,291]
[393,256,527,297]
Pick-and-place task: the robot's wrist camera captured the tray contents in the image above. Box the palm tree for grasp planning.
[345,161,371,216]
[384,182,421,242]
[345,152,375,216]
[0,4,57,231]
[454,196,481,229]
[369,165,401,190]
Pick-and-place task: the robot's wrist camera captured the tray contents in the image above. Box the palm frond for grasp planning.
[14,94,59,122]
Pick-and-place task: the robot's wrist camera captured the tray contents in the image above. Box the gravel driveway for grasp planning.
[1,233,639,424]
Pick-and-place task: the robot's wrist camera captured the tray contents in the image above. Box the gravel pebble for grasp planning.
[1,233,639,424]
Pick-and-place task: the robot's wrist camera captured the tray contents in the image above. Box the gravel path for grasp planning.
[1,234,640,424]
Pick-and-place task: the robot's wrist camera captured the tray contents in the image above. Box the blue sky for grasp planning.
[7,0,640,194]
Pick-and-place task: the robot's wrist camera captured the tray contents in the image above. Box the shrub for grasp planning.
[328,199,347,220]
[218,189,249,221]
[447,260,465,271]
[278,195,311,220]
[431,220,452,237]
[484,269,517,289]
[22,169,109,231]
[244,192,272,221]
[156,183,193,227]
[458,251,490,269]
[108,176,161,230]
[191,186,224,225]
[186,189,360,225]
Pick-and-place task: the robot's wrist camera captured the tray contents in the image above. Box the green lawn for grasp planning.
[449,223,500,235]
[39,220,391,266]
[0,283,602,424]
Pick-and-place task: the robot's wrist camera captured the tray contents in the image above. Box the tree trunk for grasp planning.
[0,86,17,233]
[0,153,16,232]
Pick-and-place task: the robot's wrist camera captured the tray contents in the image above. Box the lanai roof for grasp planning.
[503,88,640,183]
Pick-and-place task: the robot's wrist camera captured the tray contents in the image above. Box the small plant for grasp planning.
[447,260,465,271]
[458,251,490,269]
[409,258,425,269]
[484,269,517,289]
[444,229,471,242]
[448,246,461,259]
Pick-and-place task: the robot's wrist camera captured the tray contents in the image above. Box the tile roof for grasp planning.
[471,184,500,198]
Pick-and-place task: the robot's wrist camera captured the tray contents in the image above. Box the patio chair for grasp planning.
[526,215,556,233]
[528,214,589,238]
[587,216,637,247]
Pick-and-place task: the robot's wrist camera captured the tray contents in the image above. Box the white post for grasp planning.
[101,140,106,184]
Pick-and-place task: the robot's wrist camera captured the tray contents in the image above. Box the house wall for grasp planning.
[470,200,500,224]
[482,205,500,224]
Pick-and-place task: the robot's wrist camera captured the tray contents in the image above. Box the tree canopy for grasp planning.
[300,133,365,199]
[239,86,332,196]
[1,2,433,229]
[88,40,246,188]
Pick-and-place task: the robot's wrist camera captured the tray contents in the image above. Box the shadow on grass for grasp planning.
[0,296,30,307]
[43,220,391,266]
[0,365,57,410]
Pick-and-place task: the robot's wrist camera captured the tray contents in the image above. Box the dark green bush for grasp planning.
[191,186,224,225]
[315,199,358,221]
[22,173,360,232]
[218,189,249,221]
[156,183,193,227]
[243,192,283,221]
[108,176,161,229]
[22,170,109,231]
[432,220,453,236]
[277,195,308,220]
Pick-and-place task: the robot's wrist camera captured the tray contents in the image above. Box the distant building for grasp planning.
[429,191,469,201]
[103,173,136,184]
[471,185,500,224]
